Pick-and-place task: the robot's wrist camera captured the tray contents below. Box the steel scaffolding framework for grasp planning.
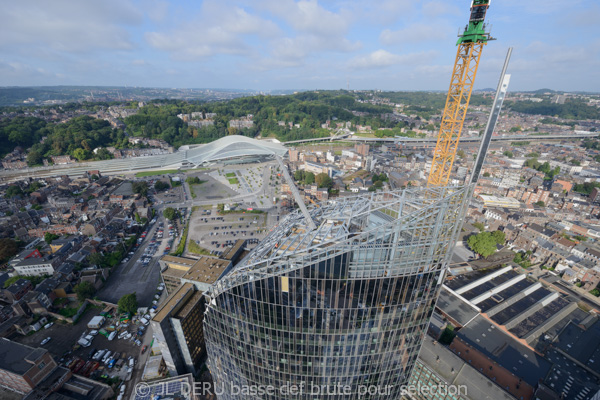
[203,185,472,399]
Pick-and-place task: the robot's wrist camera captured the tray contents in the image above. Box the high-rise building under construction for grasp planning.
[203,186,471,399]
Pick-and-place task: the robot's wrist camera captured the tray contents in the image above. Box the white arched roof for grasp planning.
[183,135,288,166]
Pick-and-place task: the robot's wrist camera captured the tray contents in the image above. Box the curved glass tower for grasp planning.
[204,186,471,399]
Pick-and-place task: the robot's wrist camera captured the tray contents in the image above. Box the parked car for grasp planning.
[102,351,112,364]
[88,348,97,360]
[93,349,107,361]
[40,337,51,345]
[44,322,54,329]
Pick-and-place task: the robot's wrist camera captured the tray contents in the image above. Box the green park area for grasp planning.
[135,169,180,177]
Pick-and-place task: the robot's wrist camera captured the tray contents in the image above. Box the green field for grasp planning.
[188,241,212,256]
[228,178,239,185]
[225,172,236,178]
[135,169,180,177]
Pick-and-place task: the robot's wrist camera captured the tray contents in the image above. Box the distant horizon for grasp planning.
[1,85,598,95]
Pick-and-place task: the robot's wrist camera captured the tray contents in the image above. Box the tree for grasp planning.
[0,238,19,263]
[185,176,202,185]
[154,181,170,191]
[372,173,388,182]
[293,170,304,181]
[467,232,498,258]
[305,172,315,185]
[94,148,113,160]
[490,230,506,245]
[457,149,466,159]
[503,151,514,158]
[73,281,96,302]
[44,232,59,244]
[472,222,485,232]
[483,172,491,177]
[163,207,180,221]
[88,252,105,267]
[513,252,523,264]
[118,293,138,314]
[535,201,546,207]
[72,148,89,161]
[315,173,333,189]
[5,185,23,198]
[27,150,43,166]
[132,181,148,197]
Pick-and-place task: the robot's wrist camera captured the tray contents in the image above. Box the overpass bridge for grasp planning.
[283,133,596,145]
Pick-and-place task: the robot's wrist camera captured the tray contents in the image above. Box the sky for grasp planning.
[0,0,599,92]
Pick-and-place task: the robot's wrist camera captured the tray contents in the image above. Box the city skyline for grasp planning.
[1,0,598,92]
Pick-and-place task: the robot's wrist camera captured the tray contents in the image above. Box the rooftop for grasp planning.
[181,256,230,284]
[456,315,553,387]
[175,291,204,320]
[220,239,246,262]
[152,283,195,323]
[132,373,195,400]
[419,338,514,400]
[554,319,600,375]
[436,286,479,327]
[209,186,470,298]
[161,255,197,268]
[0,338,47,375]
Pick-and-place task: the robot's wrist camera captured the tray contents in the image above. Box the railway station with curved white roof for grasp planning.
[176,135,288,168]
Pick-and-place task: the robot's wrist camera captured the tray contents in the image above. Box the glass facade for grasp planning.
[204,187,471,399]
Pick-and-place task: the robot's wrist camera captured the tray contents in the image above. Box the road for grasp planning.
[96,216,167,306]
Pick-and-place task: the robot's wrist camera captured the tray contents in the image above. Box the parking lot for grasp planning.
[13,306,156,392]
[188,172,238,201]
[187,207,270,256]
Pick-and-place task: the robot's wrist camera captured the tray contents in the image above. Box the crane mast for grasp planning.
[427,0,493,187]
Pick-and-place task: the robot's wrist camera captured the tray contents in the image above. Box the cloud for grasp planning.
[146,0,170,23]
[246,0,360,70]
[146,1,280,59]
[0,60,63,84]
[562,4,600,26]
[260,0,350,36]
[380,23,450,45]
[345,0,415,25]
[349,49,437,69]
[502,0,583,15]
[422,1,461,18]
[0,0,142,53]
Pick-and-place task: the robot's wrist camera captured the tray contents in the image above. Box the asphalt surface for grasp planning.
[96,216,169,306]
[13,306,155,395]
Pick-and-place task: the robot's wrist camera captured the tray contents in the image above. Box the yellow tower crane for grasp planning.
[427,0,493,187]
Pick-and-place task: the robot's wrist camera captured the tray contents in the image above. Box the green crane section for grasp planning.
[458,0,493,45]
